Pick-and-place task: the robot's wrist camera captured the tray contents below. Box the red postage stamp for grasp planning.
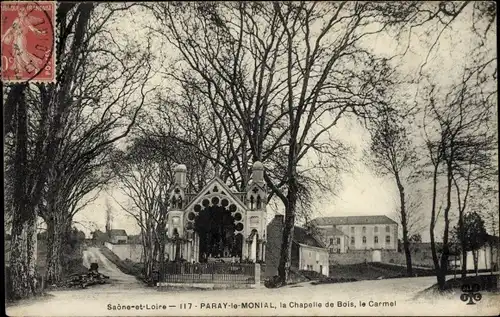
[1,1,56,83]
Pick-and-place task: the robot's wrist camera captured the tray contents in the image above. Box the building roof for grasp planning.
[329,227,347,236]
[108,229,127,237]
[293,226,325,249]
[311,215,397,226]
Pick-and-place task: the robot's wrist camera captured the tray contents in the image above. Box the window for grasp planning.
[362,236,367,244]
[329,248,334,253]
[329,238,334,245]
[337,248,341,253]
[374,226,378,233]
[362,226,366,233]
[386,235,391,243]
[336,238,341,244]
[351,237,355,244]
[385,225,390,233]
[374,236,379,244]
[351,227,355,233]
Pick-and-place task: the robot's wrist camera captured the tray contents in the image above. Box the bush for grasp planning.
[298,270,326,280]
[264,275,282,288]
[312,277,358,285]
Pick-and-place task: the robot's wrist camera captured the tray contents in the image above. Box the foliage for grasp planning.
[409,234,422,243]
[452,212,488,252]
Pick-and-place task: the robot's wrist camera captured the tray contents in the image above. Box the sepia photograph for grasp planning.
[2,1,499,316]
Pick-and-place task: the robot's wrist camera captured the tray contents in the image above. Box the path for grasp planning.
[81,247,143,290]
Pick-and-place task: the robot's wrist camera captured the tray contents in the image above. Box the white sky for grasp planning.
[74,4,497,242]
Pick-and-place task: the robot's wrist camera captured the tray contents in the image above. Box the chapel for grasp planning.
[165,161,267,263]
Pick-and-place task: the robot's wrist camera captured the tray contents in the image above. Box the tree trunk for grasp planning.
[45,213,71,284]
[277,164,298,285]
[396,179,413,277]
[45,219,63,285]
[461,243,468,279]
[277,208,295,285]
[436,268,446,291]
[435,157,453,291]
[8,214,38,300]
[7,85,38,300]
[439,247,450,290]
[403,238,413,276]
[473,250,478,276]
[429,165,442,288]
[459,208,467,279]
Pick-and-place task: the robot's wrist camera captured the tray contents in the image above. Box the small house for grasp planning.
[108,229,128,244]
[266,214,329,277]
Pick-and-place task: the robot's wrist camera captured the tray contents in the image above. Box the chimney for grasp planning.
[174,164,187,188]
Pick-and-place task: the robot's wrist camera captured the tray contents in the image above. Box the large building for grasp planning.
[311,215,398,253]
[165,162,268,263]
[266,215,329,277]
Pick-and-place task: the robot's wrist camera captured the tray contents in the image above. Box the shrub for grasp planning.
[264,275,282,288]
[312,277,358,285]
[298,270,325,280]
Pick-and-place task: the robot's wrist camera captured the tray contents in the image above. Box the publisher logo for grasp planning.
[460,283,482,305]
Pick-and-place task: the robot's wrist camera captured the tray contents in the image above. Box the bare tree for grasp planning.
[421,61,496,289]
[5,3,157,297]
[5,3,95,299]
[35,3,154,285]
[451,135,496,279]
[366,107,420,276]
[112,139,174,282]
[146,2,414,285]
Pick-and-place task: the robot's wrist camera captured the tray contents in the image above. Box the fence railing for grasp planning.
[161,262,256,284]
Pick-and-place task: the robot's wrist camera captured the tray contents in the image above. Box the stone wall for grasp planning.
[329,249,435,267]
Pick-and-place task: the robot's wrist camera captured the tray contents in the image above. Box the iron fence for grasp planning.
[161,262,255,284]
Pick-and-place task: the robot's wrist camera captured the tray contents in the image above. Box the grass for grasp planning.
[318,262,435,285]
[414,274,499,299]
[367,262,435,278]
[328,263,391,280]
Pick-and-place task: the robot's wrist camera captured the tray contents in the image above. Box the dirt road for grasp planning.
[6,271,499,316]
[82,247,140,288]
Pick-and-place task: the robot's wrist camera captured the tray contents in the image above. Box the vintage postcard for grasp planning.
[3,1,499,316]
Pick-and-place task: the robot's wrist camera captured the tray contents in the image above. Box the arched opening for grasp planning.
[193,203,239,262]
[256,195,262,209]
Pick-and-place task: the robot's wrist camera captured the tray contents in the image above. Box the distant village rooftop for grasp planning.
[108,229,128,237]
